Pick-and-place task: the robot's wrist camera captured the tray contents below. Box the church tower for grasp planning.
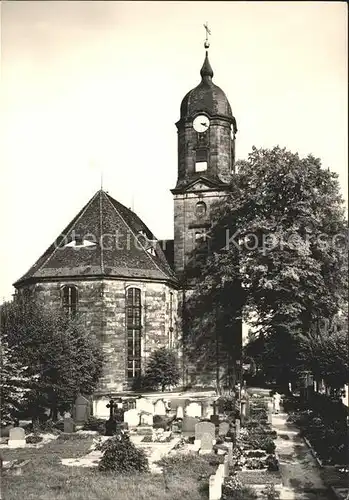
[172,34,237,275]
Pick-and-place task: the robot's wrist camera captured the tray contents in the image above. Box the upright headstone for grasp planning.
[124,409,140,428]
[240,400,247,423]
[8,428,26,449]
[154,399,166,416]
[235,418,240,438]
[64,417,76,433]
[185,402,202,418]
[176,405,184,419]
[223,455,229,477]
[227,442,233,465]
[182,416,199,434]
[171,420,182,433]
[209,474,221,500]
[74,395,91,423]
[267,400,273,423]
[210,415,220,426]
[136,398,154,415]
[199,432,213,454]
[203,401,214,419]
[218,421,230,437]
[195,421,215,442]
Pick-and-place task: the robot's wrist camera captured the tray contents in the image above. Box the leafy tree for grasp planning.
[297,315,348,391]
[0,301,33,425]
[1,296,104,421]
[142,347,180,392]
[185,146,347,389]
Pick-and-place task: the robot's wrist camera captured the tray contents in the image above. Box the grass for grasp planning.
[1,436,218,500]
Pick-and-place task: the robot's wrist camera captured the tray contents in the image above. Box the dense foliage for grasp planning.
[286,393,348,465]
[185,146,347,389]
[0,296,104,423]
[141,347,181,392]
[98,432,149,473]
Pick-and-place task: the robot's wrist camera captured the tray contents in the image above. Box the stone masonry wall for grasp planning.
[20,278,179,395]
[173,189,228,273]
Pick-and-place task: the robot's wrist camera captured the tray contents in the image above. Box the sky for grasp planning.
[0,1,347,300]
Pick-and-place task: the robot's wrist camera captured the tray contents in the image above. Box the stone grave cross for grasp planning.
[106,399,115,419]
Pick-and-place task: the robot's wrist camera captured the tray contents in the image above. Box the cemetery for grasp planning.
[2,388,334,499]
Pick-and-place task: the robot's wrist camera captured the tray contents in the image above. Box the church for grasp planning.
[13,41,238,413]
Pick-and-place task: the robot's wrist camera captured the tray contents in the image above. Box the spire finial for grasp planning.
[203,22,211,49]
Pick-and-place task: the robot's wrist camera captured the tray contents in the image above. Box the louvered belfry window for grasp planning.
[62,285,78,316]
[195,148,208,172]
[126,288,142,380]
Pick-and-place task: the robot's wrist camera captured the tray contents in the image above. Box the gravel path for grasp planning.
[272,410,331,500]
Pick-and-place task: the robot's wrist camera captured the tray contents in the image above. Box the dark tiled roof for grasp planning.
[14,190,177,287]
[157,239,174,269]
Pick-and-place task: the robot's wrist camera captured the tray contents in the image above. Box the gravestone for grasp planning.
[105,419,117,436]
[171,420,182,433]
[185,402,202,418]
[218,421,230,437]
[209,473,222,500]
[182,416,199,434]
[240,400,247,422]
[195,421,215,442]
[64,417,76,433]
[124,408,140,428]
[154,399,166,416]
[202,401,214,419]
[8,427,26,449]
[210,415,220,426]
[199,433,213,454]
[140,412,153,426]
[136,397,154,415]
[226,442,233,465]
[211,400,219,415]
[235,418,240,437]
[223,456,229,477]
[74,395,91,423]
[176,405,184,419]
[267,400,273,423]
[164,399,171,411]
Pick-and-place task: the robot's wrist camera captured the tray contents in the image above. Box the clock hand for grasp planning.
[201,122,208,127]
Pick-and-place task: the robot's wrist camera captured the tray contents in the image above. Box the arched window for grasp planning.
[61,285,78,316]
[126,288,142,380]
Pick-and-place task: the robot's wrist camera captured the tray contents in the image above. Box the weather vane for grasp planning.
[203,22,211,49]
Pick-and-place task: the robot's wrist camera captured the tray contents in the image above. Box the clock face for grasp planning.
[193,115,210,133]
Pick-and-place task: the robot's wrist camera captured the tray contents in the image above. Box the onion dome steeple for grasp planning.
[179,24,233,120]
[200,51,214,80]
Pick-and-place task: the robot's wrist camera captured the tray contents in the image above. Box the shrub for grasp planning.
[153,415,173,430]
[98,432,149,473]
[266,455,279,471]
[263,484,281,499]
[157,453,223,479]
[57,433,91,441]
[263,438,276,454]
[25,434,43,444]
[83,416,106,434]
[26,419,62,435]
[223,476,258,500]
